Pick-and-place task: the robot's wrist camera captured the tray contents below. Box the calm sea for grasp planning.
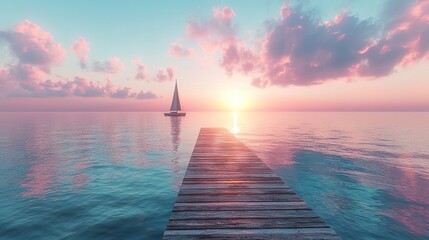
[0,112,428,239]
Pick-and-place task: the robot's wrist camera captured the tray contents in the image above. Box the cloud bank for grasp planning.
[0,21,155,99]
[187,1,429,88]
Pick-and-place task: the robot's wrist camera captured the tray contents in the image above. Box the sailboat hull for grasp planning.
[164,112,186,116]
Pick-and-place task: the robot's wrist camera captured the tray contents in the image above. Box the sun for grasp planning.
[221,90,248,111]
[230,94,246,110]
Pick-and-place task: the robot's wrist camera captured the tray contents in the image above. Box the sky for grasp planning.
[0,0,429,111]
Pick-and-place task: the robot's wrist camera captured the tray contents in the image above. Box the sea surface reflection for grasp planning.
[236,112,429,239]
[0,112,428,239]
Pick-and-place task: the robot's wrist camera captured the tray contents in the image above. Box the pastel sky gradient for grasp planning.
[1,0,429,111]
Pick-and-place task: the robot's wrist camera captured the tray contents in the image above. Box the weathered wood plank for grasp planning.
[164,235,341,240]
[182,180,285,185]
[173,201,307,207]
[184,176,281,181]
[189,158,262,161]
[172,202,309,211]
[176,193,302,203]
[180,183,291,189]
[188,164,266,167]
[170,210,318,220]
[186,165,270,169]
[186,164,268,168]
[164,228,340,238]
[186,168,273,172]
[190,155,257,158]
[162,128,340,239]
[167,218,328,230]
[178,188,295,195]
[184,173,279,177]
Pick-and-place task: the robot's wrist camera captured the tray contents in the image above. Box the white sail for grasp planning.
[170,80,182,112]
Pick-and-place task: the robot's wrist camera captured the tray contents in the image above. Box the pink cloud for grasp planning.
[280,4,292,20]
[213,6,236,22]
[190,1,429,87]
[220,42,258,76]
[155,67,175,82]
[70,37,125,74]
[132,59,147,80]
[131,59,176,83]
[71,37,90,68]
[0,69,157,99]
[187,22,210,39]
[108,83,156,99]
[1,73,108,98]
[185,5,262,77]
[0,21,155,99]
[0,20,68,95]
[353,0,429,76]
[0,20,66,69]
[255,9,379,86]
[187,6,237,52]
[110,87,135,98]
[93,57,125,74]
[136,90,157,99]
[185,6,260,78]
[169,43,194,57]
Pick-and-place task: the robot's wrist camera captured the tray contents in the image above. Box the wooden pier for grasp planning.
[163,128,340,239]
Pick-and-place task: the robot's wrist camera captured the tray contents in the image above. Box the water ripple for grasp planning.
[1,112,428,239]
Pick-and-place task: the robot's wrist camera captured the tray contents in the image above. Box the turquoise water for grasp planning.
[0,112,428,239]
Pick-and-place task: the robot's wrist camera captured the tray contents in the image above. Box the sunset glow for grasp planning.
[230,94,246,111]
[0,0,428,111]
[1,2,429,239]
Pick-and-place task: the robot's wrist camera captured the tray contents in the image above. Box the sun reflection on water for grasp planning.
[231,111,239,134]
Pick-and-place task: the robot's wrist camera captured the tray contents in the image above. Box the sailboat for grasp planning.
[164,80,186,116]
